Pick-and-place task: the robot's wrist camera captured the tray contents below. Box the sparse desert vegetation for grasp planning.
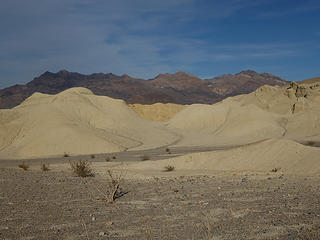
[164,165,175,172]
[18,161,29,171]
[140,155,150,161]
[1,168,320,239]
[69,160,94,177]
[105,170,126,203]
[40,163,50,171]
[271,167,281,173]
[165,147,171,154]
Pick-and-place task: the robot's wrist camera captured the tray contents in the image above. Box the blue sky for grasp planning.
[0,0,319,88]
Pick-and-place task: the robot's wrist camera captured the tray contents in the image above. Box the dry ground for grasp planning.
[1,166,320,240]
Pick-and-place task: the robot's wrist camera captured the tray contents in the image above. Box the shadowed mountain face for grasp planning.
[0,70,287,109]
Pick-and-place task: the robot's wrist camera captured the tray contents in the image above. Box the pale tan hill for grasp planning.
[129,103,185,122]
[0,88,178,159]
[120,139,320,174]
[168,82,320,146]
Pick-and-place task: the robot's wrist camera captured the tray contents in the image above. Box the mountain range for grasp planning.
[0,70,287,109]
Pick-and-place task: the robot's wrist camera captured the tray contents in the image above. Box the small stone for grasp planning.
[106,221,113,226]
[99,232,108,236]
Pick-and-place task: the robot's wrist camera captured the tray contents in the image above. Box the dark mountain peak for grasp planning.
[153,71,201,81]
[121,74,136,79]
[37,70,83,79]
[57,69,69,74]
[0,69,287,109]
[236,70,258,76]
[89,72,118,79]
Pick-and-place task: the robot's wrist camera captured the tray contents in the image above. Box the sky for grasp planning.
[0,0,319,89]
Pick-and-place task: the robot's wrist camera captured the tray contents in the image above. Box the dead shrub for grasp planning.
[63,152,70,157]
[70,160,94,177]
[164,165,175,172]
[18,161,29,171]
[140,155,150,161]
[104,170,126,203]
[112,156,117,160]
[90,154,95,159]
[271,167,281,173]
[307,140,315,146]
[41,163,50,171]
[105,157,111,162]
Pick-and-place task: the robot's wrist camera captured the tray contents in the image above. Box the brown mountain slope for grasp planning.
[300,76,320,84]
[0,70,287,109]
[205,70,287,96]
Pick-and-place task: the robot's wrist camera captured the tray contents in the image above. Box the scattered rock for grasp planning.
[105,221,113,226]
[99,231,108,236]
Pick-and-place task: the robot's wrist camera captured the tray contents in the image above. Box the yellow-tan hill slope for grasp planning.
[121,139,320,174]
[167,82,320,146]
[129,103,185,122]
[0,88,178,159]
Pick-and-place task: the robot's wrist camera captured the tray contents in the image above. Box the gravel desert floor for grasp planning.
[1,166,320,240]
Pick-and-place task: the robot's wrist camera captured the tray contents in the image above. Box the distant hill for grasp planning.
[0,69,287,109]
[300,76,320,84]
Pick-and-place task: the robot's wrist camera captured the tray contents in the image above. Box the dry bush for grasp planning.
[140,155,150,161]
[307,140,315,146]
[85,170,127,203]
[41,163,50,171]
[106,170,125,203]
[63,152,70,157]
[18,161,29,171]
[105,157,111,162]
[164,165,175,172]
[271,167,281,173]
[90,154,95,159]
[166,148,171,154]
[70,160,94,177]
[95,170,127,203]
[112,156,117,160]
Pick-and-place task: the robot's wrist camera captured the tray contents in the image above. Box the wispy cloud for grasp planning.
[256,0,320,18]
[0,0,318,87]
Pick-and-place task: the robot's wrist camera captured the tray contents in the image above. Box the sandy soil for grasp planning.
[1,167,320,240]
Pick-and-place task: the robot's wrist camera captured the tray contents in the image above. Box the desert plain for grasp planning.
[1,80,320,239]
